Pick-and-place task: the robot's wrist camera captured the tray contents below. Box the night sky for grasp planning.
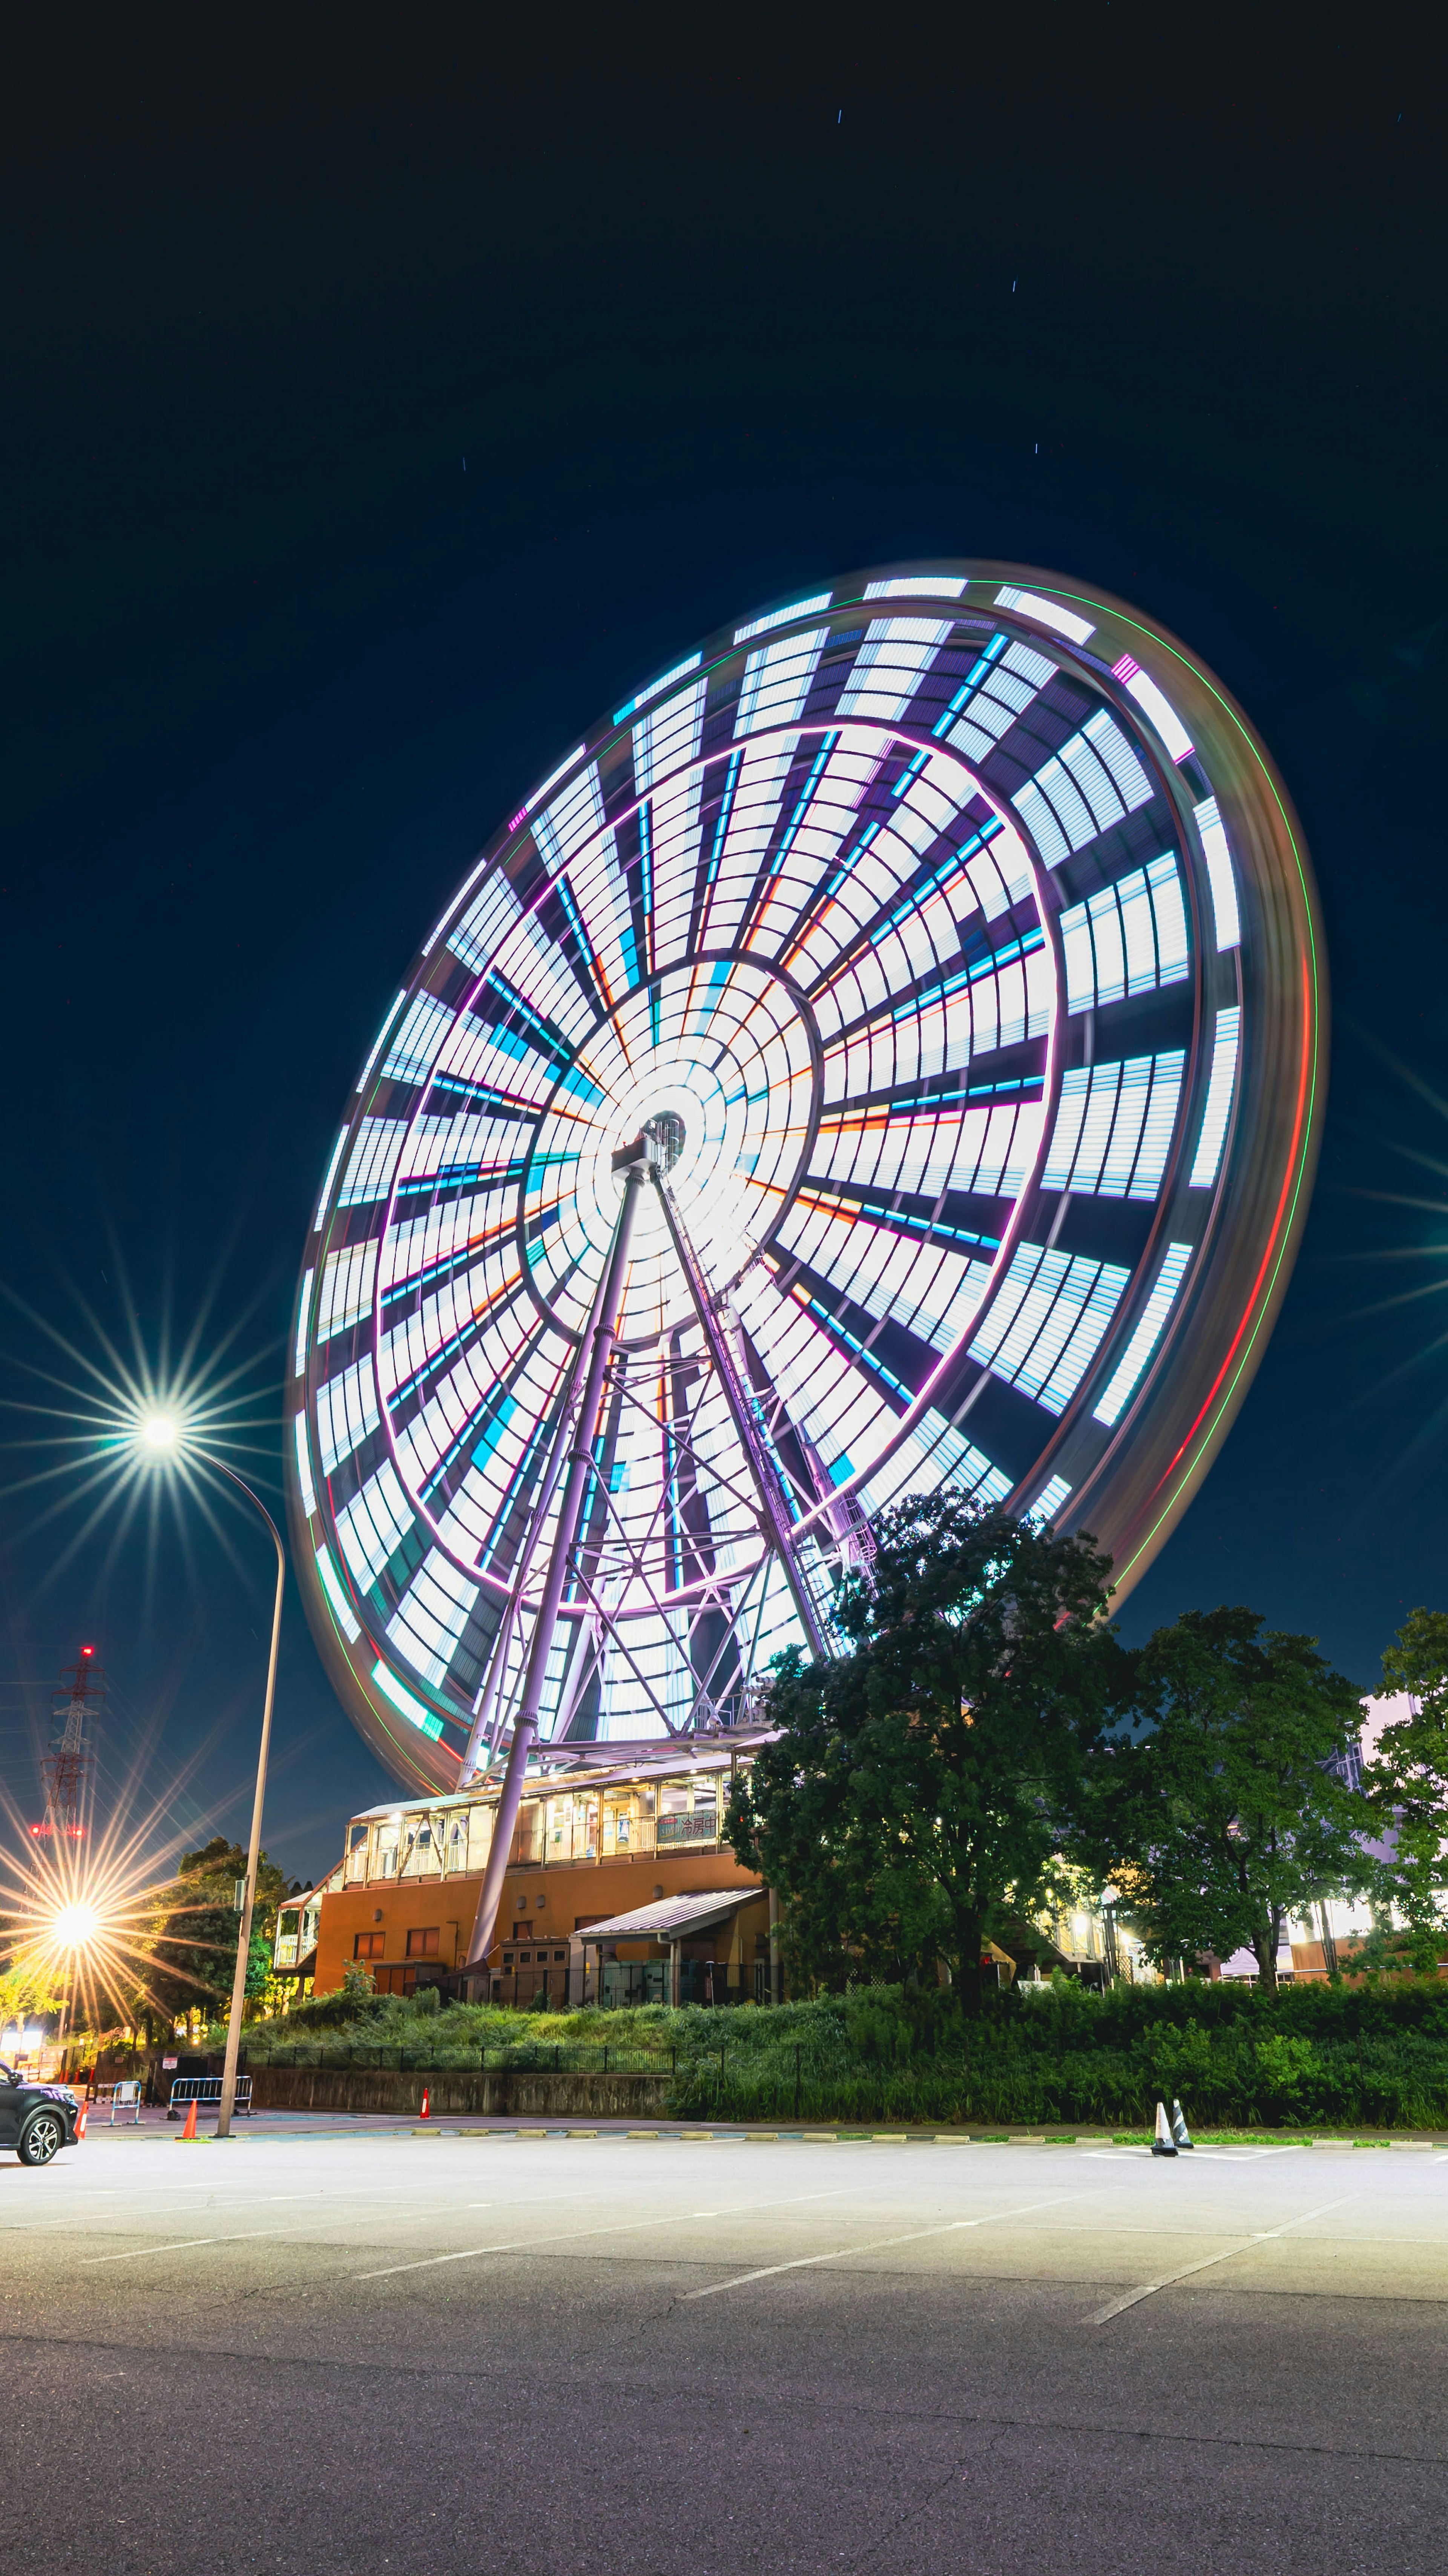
[3,5,1445,1886]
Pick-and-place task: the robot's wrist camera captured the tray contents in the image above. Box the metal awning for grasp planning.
[578,1889,762,1944]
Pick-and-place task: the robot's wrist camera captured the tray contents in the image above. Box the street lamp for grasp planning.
[49,1901,100,2068]
[135,1412,285,2140]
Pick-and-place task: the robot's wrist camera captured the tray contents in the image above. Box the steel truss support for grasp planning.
[457,1225,630,1785]
[465,1136,653,1972]
[651,1173,833,1661]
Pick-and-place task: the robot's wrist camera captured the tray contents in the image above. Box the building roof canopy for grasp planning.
[577,1890,762,1943]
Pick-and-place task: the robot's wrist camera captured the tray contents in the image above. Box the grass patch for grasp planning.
[236,1974,1448,2131]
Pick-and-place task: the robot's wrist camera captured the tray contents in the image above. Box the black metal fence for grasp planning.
[242,2042,676,2075]
[241,2038,820,2115]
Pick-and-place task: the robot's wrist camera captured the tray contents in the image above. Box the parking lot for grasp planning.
[5,2122,1447,2572]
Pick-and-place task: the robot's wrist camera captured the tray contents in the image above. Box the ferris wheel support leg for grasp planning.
[459,1139,655,1787]
[464,1141,652,1974]
[651,1175,831,1664]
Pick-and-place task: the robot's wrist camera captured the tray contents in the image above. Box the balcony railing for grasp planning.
[344,1812,727,1881]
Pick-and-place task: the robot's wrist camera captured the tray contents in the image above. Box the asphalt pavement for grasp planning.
[4,2123,1446,2572]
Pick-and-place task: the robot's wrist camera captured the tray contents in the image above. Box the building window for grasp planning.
[405,1926,440,1958]
[354,1931,385,1960]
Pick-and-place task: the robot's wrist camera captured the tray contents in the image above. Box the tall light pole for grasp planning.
[137,1417,285,2140]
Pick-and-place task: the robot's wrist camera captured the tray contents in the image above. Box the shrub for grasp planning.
[235,1976,1448,2127]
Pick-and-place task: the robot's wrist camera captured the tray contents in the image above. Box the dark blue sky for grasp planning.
[2,4,1445,1885]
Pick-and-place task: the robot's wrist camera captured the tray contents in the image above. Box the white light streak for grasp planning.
[995,584,1095,644]
[1094,1243,1193,1426]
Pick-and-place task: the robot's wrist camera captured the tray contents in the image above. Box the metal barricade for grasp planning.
[167,2075,252,2121]
[95,2079,144,2125]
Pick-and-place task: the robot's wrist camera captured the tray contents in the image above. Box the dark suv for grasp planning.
[0,2062,81,2165]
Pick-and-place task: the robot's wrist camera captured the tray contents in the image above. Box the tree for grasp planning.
[142,1838,290,2030]
[0,1957,66,2037]
[1089,1607,1373,1988]
[1368,1608,1448,1930]
[724,1491,1126,2012]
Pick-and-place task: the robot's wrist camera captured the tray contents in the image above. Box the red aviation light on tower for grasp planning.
[42,1648,106,1841]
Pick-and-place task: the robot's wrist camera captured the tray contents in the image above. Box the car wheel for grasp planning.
[17,2110,66,2166]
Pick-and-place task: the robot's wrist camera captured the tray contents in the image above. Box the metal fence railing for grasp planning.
[241,2040,847,2120]
[167,2075,253,2118]
[243,2043,675,2076]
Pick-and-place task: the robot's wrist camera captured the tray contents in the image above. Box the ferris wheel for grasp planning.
[290,562,1324,1812]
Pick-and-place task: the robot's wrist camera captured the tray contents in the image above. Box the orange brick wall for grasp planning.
[314,1842,764,1995]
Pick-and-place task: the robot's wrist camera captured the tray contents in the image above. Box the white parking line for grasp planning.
[80,2203,476,2264]
[685,2194,1084,2298]
[75,2182,627,2266]
[1087,2196,1354,2324]
[355,2184,858,2281]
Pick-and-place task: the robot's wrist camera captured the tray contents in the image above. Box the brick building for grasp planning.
[275,1733,778,2008]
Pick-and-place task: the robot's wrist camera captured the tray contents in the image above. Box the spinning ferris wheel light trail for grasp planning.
[289,562,1325,1804]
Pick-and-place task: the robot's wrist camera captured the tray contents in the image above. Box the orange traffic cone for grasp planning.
[75,2105,87,2142]
[179,2098,198,2141]
[420,2085,431,2121]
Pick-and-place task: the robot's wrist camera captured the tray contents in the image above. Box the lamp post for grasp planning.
[137,1418,285,2140]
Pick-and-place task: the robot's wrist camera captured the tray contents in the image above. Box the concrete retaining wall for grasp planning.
[246,2065,672,2118]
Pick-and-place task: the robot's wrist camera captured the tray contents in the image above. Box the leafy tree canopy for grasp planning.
[724,1492,1127,2011]
[141,1838,289,2026]
[1369,1607,1448,1925]
[1085,1607,1373,1987]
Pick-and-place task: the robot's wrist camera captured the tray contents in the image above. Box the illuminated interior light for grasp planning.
[733,594,833,644]
[381,991,455,1086]
[336,1458,411,1587]
[386,1549,479,1689]
[371,1658,445,1741]
[293,1268,314,1382]
[523,745,587,816]
[864,575,968,600]
[1193,795,1241,951]
[612,651,703,725]
[836,617,953,724]
[1190,1006,1241,1188]
[633,674,706,796]
[337,1118,406,1208]
[313,1128,348,1233]
[995,584,1095,644]
[317,1241,378,1343]
[532,763,606,874]
[1093,1243,1193,1426]
[315,1546,361,1642]
[1059,861,1190,1015]
[316,1357,381,1476]
[355,994,405,1093]
[970,1242,1129,1415]
[293,1412,317,1520]
[1117,663,1193,763]
[734,628,829,734]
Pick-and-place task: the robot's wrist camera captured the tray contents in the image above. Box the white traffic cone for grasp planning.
[1152,2099,1178,2157]
[1171,2097,1194,2150]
